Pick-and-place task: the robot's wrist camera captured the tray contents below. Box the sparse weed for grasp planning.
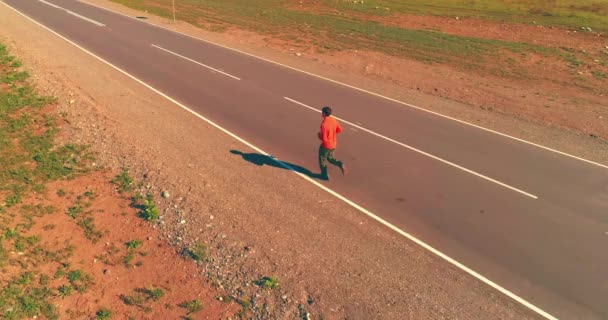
[139,193,160,221]
[178,299,203,315]
[125,239,142,250]
[57,284,73,298]
[183,243,206,262]
[112,168,133,193]
[66,203,83,219]
[96,308,112,319]
[254,276,279,289]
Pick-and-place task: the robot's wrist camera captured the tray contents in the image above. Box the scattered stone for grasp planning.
[69,99,76,105]
[210,215,214,220]
[281,295,288,302]
[180,219,186,224]
[161,190,170,198]
[295,52,302,57]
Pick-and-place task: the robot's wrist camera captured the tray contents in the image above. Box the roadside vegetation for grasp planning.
[0,42,234,319]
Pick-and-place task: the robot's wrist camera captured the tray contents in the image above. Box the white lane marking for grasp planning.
[2,3,558,320]
[38,0,105,27]
[285,97,538,199]
[78,0,607,171]
[38,0,61,9]
[151,44,241,80]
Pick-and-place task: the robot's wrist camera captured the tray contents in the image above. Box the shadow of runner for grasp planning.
[230,150,326,180]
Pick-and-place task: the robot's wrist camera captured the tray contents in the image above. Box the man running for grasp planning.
[318,106,347,180]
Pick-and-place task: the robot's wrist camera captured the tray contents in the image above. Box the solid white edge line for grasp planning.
[151,44,241,80]
[285,97,539,199]
[0,3,558,320]
[38,0,105,27]
[76,0,608,171]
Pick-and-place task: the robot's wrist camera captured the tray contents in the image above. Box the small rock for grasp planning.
[209,215,214,220]
[180,220,186,224]
[295,52,302,57]
[161,191,170,198]
[281,295,288,301]
[69,99,76,105]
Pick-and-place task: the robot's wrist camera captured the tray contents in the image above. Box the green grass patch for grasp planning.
[111,168,133,194]
[120,287,165,312]
[178,299,203,315]
[57,284,73,299]
[321,0,608,31]
[254,276,279,289]
[125,239,142,250]
[96,308,112,319]
[592,70,608,79]
[183,243,206,262]
[138,193,160,221]
[67,269,93,293]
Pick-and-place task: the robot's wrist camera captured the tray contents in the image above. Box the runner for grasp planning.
[318,106,347,180]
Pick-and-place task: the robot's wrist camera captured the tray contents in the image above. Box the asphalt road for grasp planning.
[3,1,608,318]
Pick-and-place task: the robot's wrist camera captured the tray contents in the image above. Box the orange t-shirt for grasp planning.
[320,116,342,149]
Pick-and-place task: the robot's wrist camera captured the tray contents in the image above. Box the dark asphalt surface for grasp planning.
[4,0,608,318]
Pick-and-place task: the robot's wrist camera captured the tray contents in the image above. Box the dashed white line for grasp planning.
[1,3,558,320]
[38,0,105,27]
[285,97,539,199]
[151,44,241,80]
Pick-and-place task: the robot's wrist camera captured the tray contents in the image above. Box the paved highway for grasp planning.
[3,0,608,318]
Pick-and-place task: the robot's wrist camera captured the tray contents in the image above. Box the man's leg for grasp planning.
[318,145,329,179]
[326,149,347,175]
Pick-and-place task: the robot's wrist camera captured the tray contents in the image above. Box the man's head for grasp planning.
[322,106,332,118]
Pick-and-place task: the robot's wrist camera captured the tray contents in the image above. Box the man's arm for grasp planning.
[336,122,343,134]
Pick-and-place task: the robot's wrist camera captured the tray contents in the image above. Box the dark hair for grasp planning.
[322,106,332,117]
